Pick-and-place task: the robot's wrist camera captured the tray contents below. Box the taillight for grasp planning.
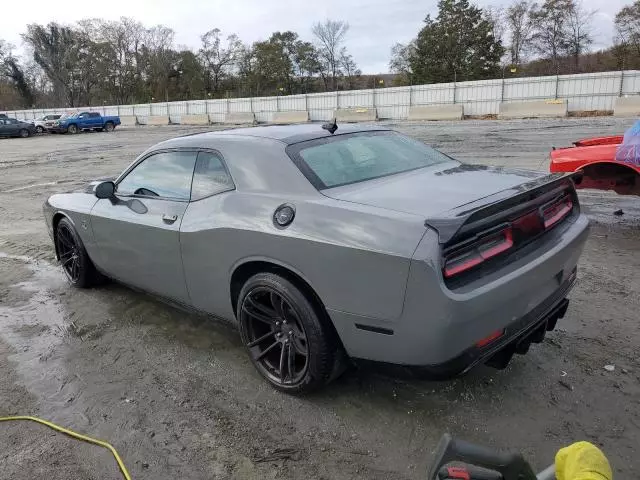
[541,196,573,229]
[444,227,513,278]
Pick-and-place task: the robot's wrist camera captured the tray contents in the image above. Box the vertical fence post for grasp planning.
[276,95,280,112]
[186,101,190,115]
[250,96,254,113]
[304,93,308,114]
[501,77,505,102]
[227,97,230,114]
[117,105,121,117]
[618,70,625,97]
[336,90,339,111]
[554,74,559,100]
[409,85,413,107]
[166,102,169,116]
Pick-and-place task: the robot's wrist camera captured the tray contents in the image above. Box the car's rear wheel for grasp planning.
[238,273,341,393]
[19,129,30,138]
[36,126,44,134]
[104,122,115,132]
[67,124,78,134]
[55,217,102,288]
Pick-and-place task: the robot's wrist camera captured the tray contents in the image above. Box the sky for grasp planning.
[0,0,630,74]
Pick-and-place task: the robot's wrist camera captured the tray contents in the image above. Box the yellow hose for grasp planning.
[0,415,132,480]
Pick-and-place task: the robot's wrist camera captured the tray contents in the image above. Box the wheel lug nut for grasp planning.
[289,331,293,335]
[275,321,280,326]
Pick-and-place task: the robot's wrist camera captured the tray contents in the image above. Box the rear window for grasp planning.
[288,131,450,189]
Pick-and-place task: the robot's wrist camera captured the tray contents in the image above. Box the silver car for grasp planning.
[43,124,589,393]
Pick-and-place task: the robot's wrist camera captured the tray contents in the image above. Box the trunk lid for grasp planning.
[323,162,556,219]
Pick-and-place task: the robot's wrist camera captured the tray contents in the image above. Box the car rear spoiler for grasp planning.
[424,173,579,244]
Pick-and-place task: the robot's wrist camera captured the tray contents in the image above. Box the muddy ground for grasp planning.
[0,118,638,480]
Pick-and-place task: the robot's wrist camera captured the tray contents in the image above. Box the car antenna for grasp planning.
[322,118,338,134]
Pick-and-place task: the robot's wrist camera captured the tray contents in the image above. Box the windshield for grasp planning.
[289,131,450,189]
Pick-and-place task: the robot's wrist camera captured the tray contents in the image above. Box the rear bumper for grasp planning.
[329,213,589,369]
[422,274,573,378]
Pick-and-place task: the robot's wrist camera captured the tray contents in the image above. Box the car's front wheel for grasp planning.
[35,126,44,134]
[67,124,78,134]
[238,273,343,393]
[19,129,30,138]
[55,217,103,288]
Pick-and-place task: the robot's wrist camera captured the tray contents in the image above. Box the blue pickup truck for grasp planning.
[53,111,121,134]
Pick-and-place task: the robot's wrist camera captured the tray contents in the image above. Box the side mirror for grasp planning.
[95,181,116,199]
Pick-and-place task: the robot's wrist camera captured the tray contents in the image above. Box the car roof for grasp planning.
[175,123,390,146]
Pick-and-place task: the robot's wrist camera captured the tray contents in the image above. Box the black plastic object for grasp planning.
[322,118,338,134]
[428,434,538,480]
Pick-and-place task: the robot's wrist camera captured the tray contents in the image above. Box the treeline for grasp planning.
[390,0,640,84]
[1,0,639,109]
[0,18,361,109]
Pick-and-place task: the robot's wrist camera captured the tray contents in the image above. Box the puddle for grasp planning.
[0,253,84,422]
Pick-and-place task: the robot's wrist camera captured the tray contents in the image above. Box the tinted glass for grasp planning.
[191,151,234,200]
[7,118,18,124]
[89,112,101,118]
[117,151,197,200]
[293,132,450,189]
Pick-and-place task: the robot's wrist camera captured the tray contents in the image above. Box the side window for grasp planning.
[89,112,101,118]
[117,151,197,200]
[191,151,234,200]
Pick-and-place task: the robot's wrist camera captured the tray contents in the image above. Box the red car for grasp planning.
[550,130,640,196]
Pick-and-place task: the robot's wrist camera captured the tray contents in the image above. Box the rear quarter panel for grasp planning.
[180,193,427,323]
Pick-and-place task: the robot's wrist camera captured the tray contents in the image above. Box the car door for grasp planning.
[179,150,236,316]
[88,112,101,128]
[5,118,20,135]
[76,112,90,129]
[0,119,6,136]
[90,149,198,304]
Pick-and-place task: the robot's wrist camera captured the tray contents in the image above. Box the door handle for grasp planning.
[162,214,178,224]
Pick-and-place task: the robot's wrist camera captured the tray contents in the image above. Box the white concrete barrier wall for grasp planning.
[498,100,568,119]
[334,107,377,122]
[613,96,640,117]
[119,116,137,126]
[223,112,256,124]
[408,104,463,121]
[136,115,170,125]
[271,111,309,124]
[179,114,211,125]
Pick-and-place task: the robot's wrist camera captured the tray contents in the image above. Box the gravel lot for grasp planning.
[1,118,639,480]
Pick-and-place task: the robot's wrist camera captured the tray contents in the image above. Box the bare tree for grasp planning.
[506,0,535,66]
[389,42,416,84]
[485,6,506,48]
[566,1,595,70]
[311,19,349,90]
[339,47,360,89]
[530,0,573,71]
[615,0,640,58]
[198,28,243,95]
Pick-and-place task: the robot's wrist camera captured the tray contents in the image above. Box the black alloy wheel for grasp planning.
[238,273,343,393]
[55,217,102,288]
[242,287,309,385]
[56,222,82,283]
[36,126,44,134]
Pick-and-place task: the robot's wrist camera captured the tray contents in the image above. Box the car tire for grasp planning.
[67,124,78,134]
[104,122,115,132]
[36,126,44,134]
[55,217,104,288]
[238,272,343,394]
[19,129,30,138]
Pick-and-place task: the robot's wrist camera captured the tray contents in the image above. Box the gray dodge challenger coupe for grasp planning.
[44,123,589,393]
